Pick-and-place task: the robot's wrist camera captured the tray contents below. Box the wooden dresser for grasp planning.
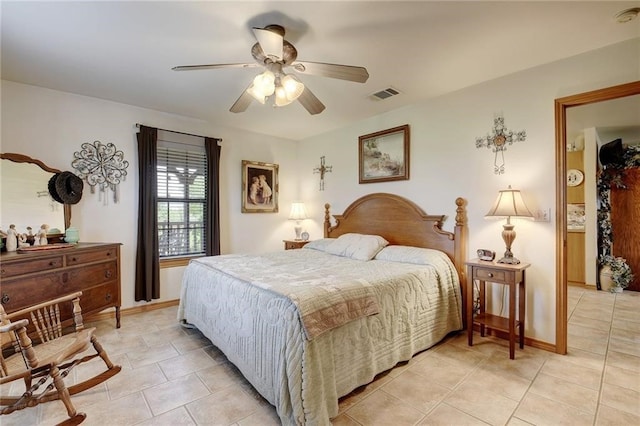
[0,242,121,328]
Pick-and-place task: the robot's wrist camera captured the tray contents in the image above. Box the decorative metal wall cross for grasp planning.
[313,156,332,191]
[475,115,526,175]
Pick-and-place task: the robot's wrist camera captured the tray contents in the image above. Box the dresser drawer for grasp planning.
[80,282,120,317]
[66,246,118,265]
[0,261,118,312]
[5,283,118,338]
[65,261,118,289]
[0,275,67,313]
[0,255,64,278]
[473,267,514,284]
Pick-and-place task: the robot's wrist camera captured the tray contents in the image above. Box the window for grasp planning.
[156,140,207,258]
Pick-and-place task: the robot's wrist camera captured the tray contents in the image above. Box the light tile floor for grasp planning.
[3,286,638,425]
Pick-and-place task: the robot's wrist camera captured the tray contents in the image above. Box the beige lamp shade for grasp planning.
[289,202,307,221]
[289,202,307,240]
[485,186,533,218]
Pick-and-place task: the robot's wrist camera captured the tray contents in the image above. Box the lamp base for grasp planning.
[294,225,302,241]
[497,255,521,265]
[498,223,520,264]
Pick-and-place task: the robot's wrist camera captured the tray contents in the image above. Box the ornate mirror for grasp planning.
[0,153,71,236]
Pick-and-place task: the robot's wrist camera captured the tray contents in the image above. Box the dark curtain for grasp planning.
[205,137,222,256]
[135,125,160,301]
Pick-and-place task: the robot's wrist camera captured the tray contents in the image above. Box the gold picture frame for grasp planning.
[359,124,410,183]
[242,160,279,213]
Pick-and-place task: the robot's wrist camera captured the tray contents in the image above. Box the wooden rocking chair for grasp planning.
[0,291,121,425]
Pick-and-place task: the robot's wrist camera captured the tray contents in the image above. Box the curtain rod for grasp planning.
[135,123,221,142]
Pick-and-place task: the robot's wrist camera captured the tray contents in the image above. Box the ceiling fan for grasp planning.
[172,25,369,115]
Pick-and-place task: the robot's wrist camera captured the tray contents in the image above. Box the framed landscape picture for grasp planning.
[359,124,410,183]
[567,203,585,232]
[242,160,279,213]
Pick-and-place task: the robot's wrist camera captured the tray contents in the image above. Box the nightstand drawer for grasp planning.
[284,240,309,250]
[473,267,513,284]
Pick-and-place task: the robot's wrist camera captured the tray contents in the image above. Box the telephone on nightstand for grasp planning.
[477,249,496,261]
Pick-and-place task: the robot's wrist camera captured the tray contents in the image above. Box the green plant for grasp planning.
[599,255,634,291]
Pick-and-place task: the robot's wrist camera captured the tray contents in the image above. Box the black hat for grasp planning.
[48,171,84,205]
[48,174,65,204]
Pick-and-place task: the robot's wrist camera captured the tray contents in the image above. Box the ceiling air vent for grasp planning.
[370,87,401,101]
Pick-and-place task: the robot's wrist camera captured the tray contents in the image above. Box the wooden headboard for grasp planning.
[324,193,467,286]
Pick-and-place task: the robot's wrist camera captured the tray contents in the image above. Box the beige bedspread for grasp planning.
[190,251,387,339]
[178,247,462,425]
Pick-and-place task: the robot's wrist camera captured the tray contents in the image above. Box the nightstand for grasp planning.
[465,258,531,359]
[283,240,309,250]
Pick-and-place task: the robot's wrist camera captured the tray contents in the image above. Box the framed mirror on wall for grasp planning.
[0,153,72,241]
[554,80,640,354]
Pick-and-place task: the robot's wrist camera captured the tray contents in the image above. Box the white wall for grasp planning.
[296,38,640,345]
[584,128,598,287]
[0,81,298,307]
[2,38,638,346]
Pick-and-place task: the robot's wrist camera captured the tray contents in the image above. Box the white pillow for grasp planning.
[302,238,336,252]
[325,233,389,261]
[374,245,451,266]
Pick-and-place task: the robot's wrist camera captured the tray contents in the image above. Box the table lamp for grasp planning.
[485,186,533,264]
[288,202,307,240]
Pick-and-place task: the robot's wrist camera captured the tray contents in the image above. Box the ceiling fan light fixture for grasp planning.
[246,70,276,103]
[253,71,275,95]
[275,85,293,107]
[246,84,267,104]
[281,74,305,101]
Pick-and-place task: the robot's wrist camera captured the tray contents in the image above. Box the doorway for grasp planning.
[554,81,640,354]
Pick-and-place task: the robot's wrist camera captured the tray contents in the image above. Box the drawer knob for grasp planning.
[49,260,59,267]
[1,293,9,305]
[105,292,112,302]
[488,272,494,277]
[105,270,113,279]
[71,257,77,262]
[0,269,5,276]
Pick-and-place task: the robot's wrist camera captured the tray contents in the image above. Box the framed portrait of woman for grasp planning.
[242,160,279,213]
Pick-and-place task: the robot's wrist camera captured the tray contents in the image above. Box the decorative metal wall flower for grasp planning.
[475,115,526,174]
[71,141,129,204]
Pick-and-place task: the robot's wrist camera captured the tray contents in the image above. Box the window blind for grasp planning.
[156,141,207,257]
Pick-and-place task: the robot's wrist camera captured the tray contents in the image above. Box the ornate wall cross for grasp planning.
[313,156,332,191]
[475,115,526,175]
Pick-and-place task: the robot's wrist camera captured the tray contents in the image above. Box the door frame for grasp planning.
[554,81,640,354]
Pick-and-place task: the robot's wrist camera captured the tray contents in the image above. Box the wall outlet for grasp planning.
[533,208,551,222]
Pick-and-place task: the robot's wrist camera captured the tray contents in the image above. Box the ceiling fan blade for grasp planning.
[172,63,259,71]
[293,61,369,83]
[252,26,284,60]
[229,87,254,113]
[297,87,326,115]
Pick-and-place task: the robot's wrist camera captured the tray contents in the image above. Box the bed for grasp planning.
[178,193,467,425]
